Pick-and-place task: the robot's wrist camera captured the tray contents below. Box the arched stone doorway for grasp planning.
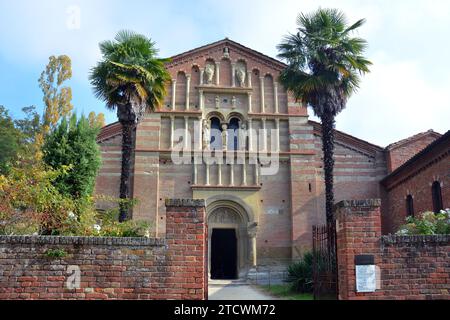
[207,200,258,280]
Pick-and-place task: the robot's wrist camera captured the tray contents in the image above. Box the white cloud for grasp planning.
[0,0,448,145]
[336,52,450,146]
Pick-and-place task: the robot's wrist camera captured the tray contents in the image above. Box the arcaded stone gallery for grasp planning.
[95,39,449,281]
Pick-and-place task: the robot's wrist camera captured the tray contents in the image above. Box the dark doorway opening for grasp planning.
[211,229,238,280]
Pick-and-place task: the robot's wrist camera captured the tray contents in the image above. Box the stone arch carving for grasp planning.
[206,195,256,223]
[226,111,245,123]
[206,111,226,123]
[206,196,257,279]
[209,207,243,224]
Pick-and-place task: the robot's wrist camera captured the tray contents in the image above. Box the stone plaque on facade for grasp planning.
[355,265,377,293]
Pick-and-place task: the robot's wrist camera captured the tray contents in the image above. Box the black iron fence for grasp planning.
[312,223,338,300]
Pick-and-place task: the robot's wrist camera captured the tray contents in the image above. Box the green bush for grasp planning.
[42,114,101,199]
[396,209,450,236]
[286,252,314,293]
[0,165,151,237]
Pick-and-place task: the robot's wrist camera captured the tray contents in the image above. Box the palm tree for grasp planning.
[90,30,171,222]
[278,9,372,224]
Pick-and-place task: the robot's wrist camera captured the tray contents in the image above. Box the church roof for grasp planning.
[386,130,442,150]
[309,120,384,157]
[166,38,287,70]
[382,130,450,186]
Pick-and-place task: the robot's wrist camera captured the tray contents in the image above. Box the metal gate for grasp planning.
[312,223,338,300]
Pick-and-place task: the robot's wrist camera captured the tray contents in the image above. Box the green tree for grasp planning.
[0,106,21,174]
[88,111,106,128]
[42,114,101,199]
[90,30,171,222]
[277,9,372,224]
[37,55,74,154]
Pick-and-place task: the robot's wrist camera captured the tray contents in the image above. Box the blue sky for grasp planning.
[0,0,449,146]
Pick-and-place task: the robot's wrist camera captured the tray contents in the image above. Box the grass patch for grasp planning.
[258,284,313,300]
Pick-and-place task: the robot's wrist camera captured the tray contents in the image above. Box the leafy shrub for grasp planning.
[396,209,450,236]
[42,114,101,199]
[286,252,314,293]
[0,165,151,237]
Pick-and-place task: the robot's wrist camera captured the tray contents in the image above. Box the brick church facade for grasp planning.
[95,39,449,280]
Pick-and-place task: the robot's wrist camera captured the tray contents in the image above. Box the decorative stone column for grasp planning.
[171,79,177,111]
[199,90,204,111]
[198,117,203,151]
[184,116,189,150]
[205,164,210,186]
[170,116,175,149]
[274,81,279,114]
[242,159,247,186]
[275,118,280,152]
[231,62,236,87]
[215,62,220,86]
[193,164,198,185]
[247,92,253,113]
[248,226,258,267]
[260,77,265,113]
[248,119,253,152]
[247,70,252,88]
[218,163,222,186]
[255,163,260,185]
[261,118,267,151]
[185,74,191,111]
[230,164,235,186]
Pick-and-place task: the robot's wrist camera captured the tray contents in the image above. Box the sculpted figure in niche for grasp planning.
[223,47,230,59]
[221,123,228,150]
[204,63,215,84]
[215,96,220,109]
[236,65,246,87]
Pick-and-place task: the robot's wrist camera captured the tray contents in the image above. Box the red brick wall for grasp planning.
[336,199,450,300]
[0,199,207,300]
[386,133,440,173]
[382,139,449,234]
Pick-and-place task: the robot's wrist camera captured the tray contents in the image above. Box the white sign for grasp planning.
[356,265,377,293]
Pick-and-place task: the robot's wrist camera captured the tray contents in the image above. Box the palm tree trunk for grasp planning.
[119,120,134,222]
[320,113,336,225]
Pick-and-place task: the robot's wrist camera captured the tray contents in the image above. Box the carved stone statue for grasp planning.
[204,63,215,84]
[231,96,237,109]
[221,124,228,150]
[236,65,246,87]
[202,119,210,150]
[215,96,220,109]
[223,47,230,59]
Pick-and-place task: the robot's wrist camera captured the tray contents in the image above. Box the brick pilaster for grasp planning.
[165,199,207,300]
[335,199,382,300]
